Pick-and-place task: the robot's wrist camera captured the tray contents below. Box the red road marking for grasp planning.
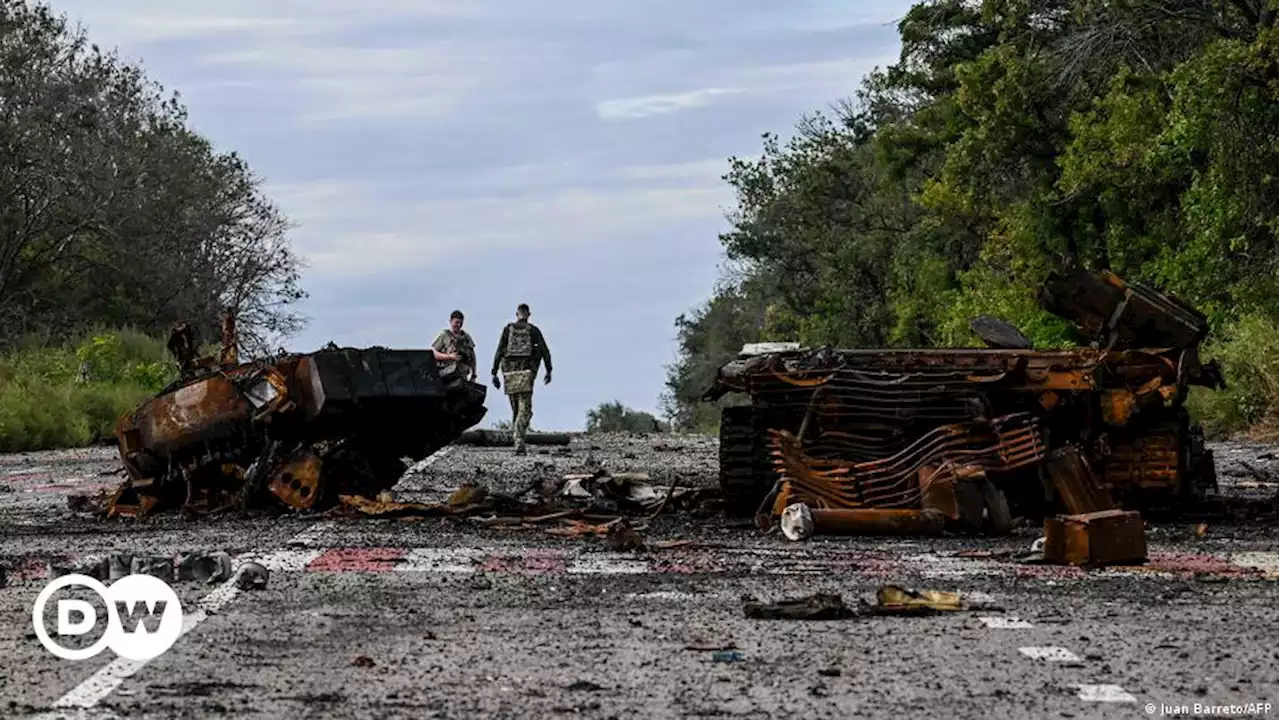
[1148,551,1262,577]
[306,548,407,572]
[477,550,569,574]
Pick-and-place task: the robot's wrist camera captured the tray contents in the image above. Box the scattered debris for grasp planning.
[351,655,376,668]
[605,518,645,552]
[869,586,962,615]
[779,503,814,541]
[180,552,233,584]
[131,555,176,582]
[743,593,858,621]
[745,586,979,620]
[67,491,111,515]
[233,561,269,590]
[565,680,603,692]
[109,553,133,580]
[1043,510,1148,567]
[818,668,842,677]
[683,643,736,652]
[711,650,744,663]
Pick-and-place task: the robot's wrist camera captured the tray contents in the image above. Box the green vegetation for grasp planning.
[585,401,669,434]
[665,0,1278,438]
[0,2,307,452]
[0,1,305,356]
[0,330,177,451]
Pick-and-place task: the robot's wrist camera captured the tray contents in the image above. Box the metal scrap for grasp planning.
[705,270,1225,538]
[109,339,488,518]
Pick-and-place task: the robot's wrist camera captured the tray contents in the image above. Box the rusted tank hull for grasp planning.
[112,345,487,517]
[706,271,1223,524]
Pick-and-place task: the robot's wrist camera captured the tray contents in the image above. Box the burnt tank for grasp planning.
[704,270,1224,522]
[111,344,487,517]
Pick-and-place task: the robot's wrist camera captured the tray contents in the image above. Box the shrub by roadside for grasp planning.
[0,329,175,452]
[1186,314,1278,441]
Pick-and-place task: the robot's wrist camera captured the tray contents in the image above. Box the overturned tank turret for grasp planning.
[111,344,487,517]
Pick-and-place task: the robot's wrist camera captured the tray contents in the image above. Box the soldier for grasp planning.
[491,303,552,454]
[432,310,477,381]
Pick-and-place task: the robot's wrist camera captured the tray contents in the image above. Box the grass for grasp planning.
[0,328,175,452]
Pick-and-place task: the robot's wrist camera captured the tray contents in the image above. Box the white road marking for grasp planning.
[1074,684,1137,702]
[395,548,484,573]
[567,556,649,575]
[287,521,337,548]
[37,535,331,714]
[1231,551,1278,575]
[979,616,1033,629]
[625,591,707,601]
[1019,646,1081,662]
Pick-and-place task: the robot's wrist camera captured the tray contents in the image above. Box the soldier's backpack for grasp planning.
[504,323,534,358]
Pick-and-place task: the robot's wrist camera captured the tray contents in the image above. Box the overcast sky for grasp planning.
[52,0,907,430]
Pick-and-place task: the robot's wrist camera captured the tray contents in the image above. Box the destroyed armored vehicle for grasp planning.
[110,342,487,517]
[704,270,1223,527]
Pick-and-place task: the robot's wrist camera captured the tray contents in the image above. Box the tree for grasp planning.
[585,401,668,434]
[664,0,1278,436]
[0,1,306,354]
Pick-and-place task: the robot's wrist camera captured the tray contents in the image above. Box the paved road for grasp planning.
[0,436,1276,719]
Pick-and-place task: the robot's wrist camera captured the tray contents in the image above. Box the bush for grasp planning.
[0,329,176,451]
[585,401,669,434]
[1187,314,1279,440]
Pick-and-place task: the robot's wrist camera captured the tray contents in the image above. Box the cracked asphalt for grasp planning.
[0,433,1276,719]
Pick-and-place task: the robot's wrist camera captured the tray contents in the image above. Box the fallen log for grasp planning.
[455,429,572,447]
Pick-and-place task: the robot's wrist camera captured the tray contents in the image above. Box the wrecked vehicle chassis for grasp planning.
[707,345,1218,520]
[112,346,487,516]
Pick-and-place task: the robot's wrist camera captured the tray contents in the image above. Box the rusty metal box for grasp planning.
[1043,509,1147,566]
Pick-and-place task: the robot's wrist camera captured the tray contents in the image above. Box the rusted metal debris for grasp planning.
[743,586,972,620]
[108,341,488,518]
[705,270,1224,538]
[1043,509,1148,566]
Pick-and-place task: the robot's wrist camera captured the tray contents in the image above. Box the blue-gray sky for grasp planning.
[53,0,908,430]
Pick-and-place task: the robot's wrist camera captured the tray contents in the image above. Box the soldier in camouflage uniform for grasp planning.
[491,303,552,454]
[432,310,477,381]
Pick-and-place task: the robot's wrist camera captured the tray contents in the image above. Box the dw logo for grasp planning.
[31,574,184,661]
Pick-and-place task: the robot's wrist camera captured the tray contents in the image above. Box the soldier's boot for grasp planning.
[514,442,527,456]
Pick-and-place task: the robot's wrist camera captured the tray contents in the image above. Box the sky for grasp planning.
[51,0,909,430]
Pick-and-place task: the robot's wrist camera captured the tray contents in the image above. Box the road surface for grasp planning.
[0,435,1276,719]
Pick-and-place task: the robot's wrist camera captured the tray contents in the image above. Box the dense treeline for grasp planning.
[0,1,307,451]
[664,0,1278,437]
[0,1,305,354]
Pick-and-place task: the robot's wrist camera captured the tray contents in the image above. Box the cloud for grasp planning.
[267,176,732,281]
[55,0,490,43]
[595,88,744,120]
[43,0,909,432]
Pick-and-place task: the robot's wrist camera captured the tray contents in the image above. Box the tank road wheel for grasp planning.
[719,406,773,516]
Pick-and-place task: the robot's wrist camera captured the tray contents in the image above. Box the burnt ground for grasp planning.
[0,434,1276,719]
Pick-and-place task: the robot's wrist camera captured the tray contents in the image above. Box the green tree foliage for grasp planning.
[665,0,1277,436]
[0,329,176,451]
[585,401,668,434]
[0,1,306,354]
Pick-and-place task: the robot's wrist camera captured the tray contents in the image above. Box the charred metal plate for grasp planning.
[131,375,252,454]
